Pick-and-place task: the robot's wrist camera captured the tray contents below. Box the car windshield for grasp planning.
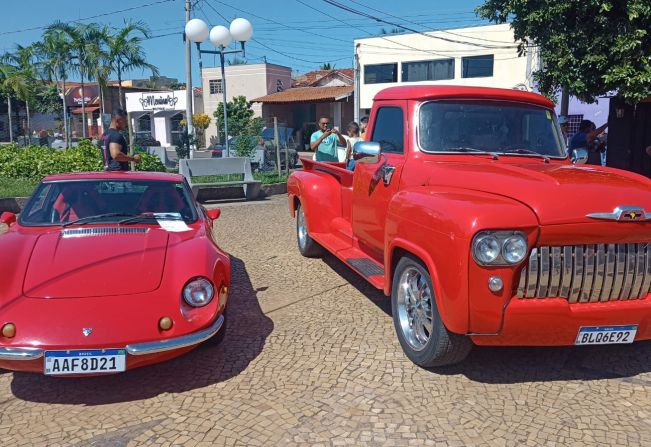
[418,100,566,157]
[20,179,198,227]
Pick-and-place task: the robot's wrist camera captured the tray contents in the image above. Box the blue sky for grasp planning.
[2,0,489,82]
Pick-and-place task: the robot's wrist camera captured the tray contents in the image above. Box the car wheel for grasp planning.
[203,309,227,347]
[392,255,472,367]
[296,202,323,258]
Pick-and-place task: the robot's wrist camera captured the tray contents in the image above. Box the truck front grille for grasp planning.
[517,243,651,302]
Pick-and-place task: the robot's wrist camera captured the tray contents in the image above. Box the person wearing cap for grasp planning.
[558,116,570,141]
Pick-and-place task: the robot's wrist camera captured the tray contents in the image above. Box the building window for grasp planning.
[462,55,494,78]
[137,114,151,132]
[371,107,404,153]
[209,79,223,94]
[364,63,398,84]
[567,114,583,139]
[402,59,454,82]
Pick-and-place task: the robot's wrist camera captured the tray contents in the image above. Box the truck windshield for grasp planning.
[418,100,566,158]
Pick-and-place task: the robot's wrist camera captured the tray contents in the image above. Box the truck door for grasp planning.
[351,102,407,262]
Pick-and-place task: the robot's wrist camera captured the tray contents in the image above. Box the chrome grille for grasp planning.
[61,227,149,238]
[517,243,651,302]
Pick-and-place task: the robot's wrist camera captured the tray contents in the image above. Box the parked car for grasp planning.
[0,171,230,375]
[288,85,651,367]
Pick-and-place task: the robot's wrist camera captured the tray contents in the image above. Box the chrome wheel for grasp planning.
[297,206,308,250]
[397,266,434,351]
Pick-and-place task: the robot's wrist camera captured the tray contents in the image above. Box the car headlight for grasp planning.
[183,277,214,307]
[472,231,528,266]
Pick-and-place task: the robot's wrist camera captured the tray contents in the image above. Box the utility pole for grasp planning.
[185,0,195,158]
[560,87,570,117]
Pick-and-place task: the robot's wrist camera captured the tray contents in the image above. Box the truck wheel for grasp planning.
[296,202,324,258]
[392,256,472,367]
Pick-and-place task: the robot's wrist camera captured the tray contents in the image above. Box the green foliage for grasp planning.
[0,177,38,198]
[0,140,165,180]
[233,136,258,158]
[213,96,260,143]
[34,84,63,116]
[476,0,651,103]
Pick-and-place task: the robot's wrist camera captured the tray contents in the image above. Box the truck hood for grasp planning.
[23,227,169,298]
[425,160,651,225]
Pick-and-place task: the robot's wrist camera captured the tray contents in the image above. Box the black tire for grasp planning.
[296,202,324,258]
[203,309,227,347]
[391,255,472,367]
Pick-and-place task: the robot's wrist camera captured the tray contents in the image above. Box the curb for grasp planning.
[0,184,288,213]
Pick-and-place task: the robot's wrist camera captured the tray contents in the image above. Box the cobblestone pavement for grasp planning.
[2,196,651,446]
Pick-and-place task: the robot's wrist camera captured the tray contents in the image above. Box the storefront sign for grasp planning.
[139,92,180,110]
[65,86,100,107]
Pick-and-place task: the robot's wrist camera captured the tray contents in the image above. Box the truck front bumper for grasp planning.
[470,297,651,346]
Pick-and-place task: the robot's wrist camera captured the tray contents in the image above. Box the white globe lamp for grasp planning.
[185,18,209,43]
[229,18,253,42]
[209,25,232,48]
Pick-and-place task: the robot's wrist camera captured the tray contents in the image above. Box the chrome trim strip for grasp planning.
[568,245,584,303]
[0,347,44,361]
[548,246,562,297]
[586,206,650,222]
[600,245,616,302]
[580,245,596,303]
[61,227,150,238]
[517,264,527,298]
[126,315,224,356]
[537,246,550,297]
[641,244,651,299]
[631,244,646,299]
[611,244,626,300]
[559,246,573,298]
[591,244,606,303]
[526,249,538,297]
[620,244,636,300]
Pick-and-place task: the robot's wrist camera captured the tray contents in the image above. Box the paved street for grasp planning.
[2,196,651,446]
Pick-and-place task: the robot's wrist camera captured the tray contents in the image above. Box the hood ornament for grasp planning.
[587,206,650,222]
[82,328,93,337]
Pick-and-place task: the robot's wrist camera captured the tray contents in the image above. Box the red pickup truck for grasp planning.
[288,85,651,367]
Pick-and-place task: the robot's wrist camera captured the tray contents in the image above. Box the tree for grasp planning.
[476,0,651,103]
[2,45,38,139]
[320,63,334,70]
[191,113,211,148]
[106,20,159,108]
[85,24,111,129]
[380,27,406,35]
[213,96,262,143]
[0,64,22,142]
[228,57,248,66]
[34,84,64,116]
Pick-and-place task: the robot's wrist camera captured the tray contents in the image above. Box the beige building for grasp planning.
[201,63,292,145]
[355,24,540,115]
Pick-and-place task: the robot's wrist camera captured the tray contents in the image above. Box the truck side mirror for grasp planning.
[571,148,588,165]
[353,141,381,164]
[0,212,16,226]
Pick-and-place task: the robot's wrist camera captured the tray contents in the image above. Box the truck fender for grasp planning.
[384,187,539,335]
[287,170,343,235]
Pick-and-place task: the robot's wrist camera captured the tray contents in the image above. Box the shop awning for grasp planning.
[252,86,353,104]
[71,106,100,114]
[153,110,184,117]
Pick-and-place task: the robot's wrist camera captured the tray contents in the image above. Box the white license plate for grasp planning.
[575,325,637,345]
[44,349,126,375]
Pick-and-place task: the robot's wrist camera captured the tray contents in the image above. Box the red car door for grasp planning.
[351,101,408,263]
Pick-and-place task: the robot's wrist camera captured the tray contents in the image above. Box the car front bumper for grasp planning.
[0,315,224,368]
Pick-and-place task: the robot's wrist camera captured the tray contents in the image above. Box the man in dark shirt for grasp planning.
[100,109,140,171]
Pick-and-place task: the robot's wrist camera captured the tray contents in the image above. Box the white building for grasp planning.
[201,63,292,145]
[125,89,203,147]
[355,24,540,115]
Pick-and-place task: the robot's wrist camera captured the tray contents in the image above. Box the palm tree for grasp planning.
[85,24,111,132]
[1,45,38,141]
[107,21,158,108]
[0,64,23,142]
[36,26,73,147]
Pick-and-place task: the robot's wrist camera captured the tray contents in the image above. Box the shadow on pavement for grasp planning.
[9,256,274,405]
[320,252,651,384]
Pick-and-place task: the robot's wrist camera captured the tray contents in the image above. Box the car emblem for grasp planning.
[587,206,650,222]
[82,328,93,337]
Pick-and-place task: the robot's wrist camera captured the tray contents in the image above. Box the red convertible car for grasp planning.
[0,171,230,375]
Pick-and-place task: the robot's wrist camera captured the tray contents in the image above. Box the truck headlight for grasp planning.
[472,231,528,266]
[183,277,214,307]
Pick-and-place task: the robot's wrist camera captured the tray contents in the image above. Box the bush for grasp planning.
[0,140,165,180]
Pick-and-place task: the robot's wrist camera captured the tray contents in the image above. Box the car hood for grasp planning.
[23,227,169,298]
[425,160,651,225]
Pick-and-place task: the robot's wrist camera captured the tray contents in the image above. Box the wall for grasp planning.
[202,63,292,144]
[355,24,539,110]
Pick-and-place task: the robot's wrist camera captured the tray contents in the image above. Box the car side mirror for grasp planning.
[571,148,588,165]
[0,212,16,226]
[353,141,381,164]
[206,208,221,220]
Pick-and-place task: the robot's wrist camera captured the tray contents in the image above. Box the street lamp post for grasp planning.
[185,18,253,158]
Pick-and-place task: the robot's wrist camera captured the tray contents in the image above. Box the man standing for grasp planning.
[311,117,346,162]
[569,119,608,165]
[99,109,140,171]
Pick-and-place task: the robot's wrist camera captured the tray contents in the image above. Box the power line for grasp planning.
[0,0,178,36]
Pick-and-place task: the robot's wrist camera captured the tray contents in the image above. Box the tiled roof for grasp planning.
[252,86,354,104]
[292,69,354,87]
